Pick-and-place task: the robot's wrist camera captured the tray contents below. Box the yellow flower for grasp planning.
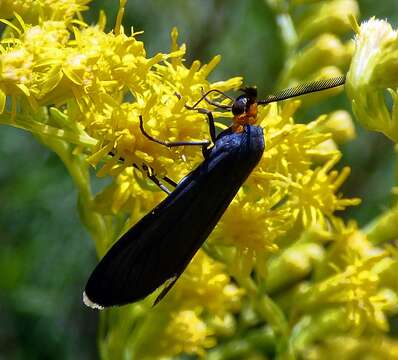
[134,310,215,360]
[170,251,243,315]
[298,253,396,332]
[93,167,166,216]
[198,101,359,278]
[287,158,359,228]
[163,310,215,357]
[73,26,241,177]
[0,2,379,359]
[0,18,70,113]
[127,251,240,358]
[129,307,215,359]
[0,0,90,23]
[305,335,398,360]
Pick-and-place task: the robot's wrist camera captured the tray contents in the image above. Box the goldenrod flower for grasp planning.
[170,251,243,315]
[93,167,166,218]
[142,309,215,358]
[4,1,398,360]
[291,223,398,334]
[164,310,215,356]
[203,102,359,278]
[306,335,398,360]
[0,0,90,23]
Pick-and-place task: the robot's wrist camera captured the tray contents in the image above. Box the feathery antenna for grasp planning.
[258,75,346,104]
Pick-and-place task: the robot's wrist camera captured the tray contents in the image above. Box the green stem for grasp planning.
[0,113,98,147]
[275,12,298,58]
[255,294,295,360]
[264,0,298,89]
[364,204,398,244]
[203,244,295,359]
[207,326,276,360]
[35,128,111,254]
[233,274,295,359]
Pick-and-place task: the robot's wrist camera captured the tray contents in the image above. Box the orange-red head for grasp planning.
[231,87,258,132]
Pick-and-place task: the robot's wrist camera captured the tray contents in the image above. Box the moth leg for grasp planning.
[141,164,174,195]
[108,152,177,194]
[135,162,178,191]
[195,107,216,144]
[176,89,232,109]
[175,93,221,143]
[161,175,177,189]
[148,174,172,195]
[153,274,181,306]
[139,115,210,148]
[199,88,232,110]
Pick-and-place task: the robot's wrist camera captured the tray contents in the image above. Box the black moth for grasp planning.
[84,76,346,309]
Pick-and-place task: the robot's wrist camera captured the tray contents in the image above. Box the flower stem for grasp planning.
[364,204,398,244]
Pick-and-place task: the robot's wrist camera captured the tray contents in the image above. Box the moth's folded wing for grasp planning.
[84,155,242,308]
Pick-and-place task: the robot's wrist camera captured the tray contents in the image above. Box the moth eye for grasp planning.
[232,97,247,115]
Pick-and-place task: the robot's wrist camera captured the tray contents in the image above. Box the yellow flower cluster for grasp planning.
[210,102,360,277]
[0,2,244,356]
[306,335,398,360]
[0,0,90,23]
[2,0,398,359]
[127,251,242,359]
[271,221,398,358]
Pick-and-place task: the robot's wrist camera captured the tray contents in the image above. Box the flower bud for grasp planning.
[320,110,356,143]
[347,18,398,142]
[297,0,359,42]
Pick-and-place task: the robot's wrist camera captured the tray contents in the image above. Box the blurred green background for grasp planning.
[1,0,398,359]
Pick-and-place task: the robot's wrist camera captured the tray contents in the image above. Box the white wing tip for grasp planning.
[83,291,104,310]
